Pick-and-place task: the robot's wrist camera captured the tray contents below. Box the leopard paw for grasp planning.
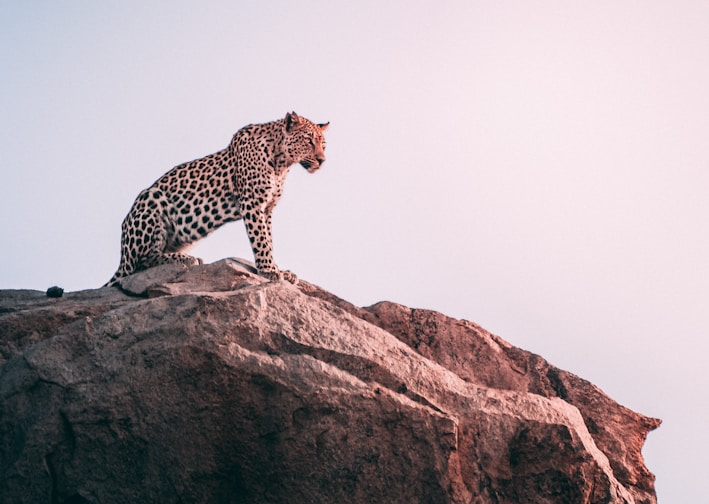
[259,270,282,282]
[258,269,298,284]
[180,255,202,267]
[281,270,298,284]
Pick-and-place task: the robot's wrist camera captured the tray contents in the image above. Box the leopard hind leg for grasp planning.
[105,189,204,287]
[140,223,203,270]
[142,250,203,269]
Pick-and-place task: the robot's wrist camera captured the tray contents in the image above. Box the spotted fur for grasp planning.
[105,112,328,286]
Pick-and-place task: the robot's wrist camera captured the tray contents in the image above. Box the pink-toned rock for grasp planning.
[361,302,660,504]
[0,258,660,503]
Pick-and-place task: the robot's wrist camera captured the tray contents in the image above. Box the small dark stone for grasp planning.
[46,286,64,298]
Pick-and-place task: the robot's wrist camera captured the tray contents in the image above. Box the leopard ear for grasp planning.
[318,122,329,131]
[285,112,301,132]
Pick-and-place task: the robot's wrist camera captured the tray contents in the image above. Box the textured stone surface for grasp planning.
[0,258,660,503]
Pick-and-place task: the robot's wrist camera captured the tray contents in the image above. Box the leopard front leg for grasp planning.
[264,211,298,284]
[242,208,297,284]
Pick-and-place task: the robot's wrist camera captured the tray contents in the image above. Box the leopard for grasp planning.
[104,112,328,287]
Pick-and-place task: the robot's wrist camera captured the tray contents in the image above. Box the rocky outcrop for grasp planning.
[0,259,660,503]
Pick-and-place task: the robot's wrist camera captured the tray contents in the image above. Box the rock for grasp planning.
[0,258,660,503]
[45,286,64,298]
[361,302,661,504]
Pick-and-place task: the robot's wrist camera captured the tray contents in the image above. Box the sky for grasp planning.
[1,1,707,500]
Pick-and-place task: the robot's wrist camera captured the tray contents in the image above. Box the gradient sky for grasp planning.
[2,1,707,501]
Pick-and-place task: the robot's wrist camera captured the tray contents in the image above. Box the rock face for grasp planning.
[0,259,660,503]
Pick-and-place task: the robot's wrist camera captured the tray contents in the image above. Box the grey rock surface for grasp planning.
[0,259,660,503]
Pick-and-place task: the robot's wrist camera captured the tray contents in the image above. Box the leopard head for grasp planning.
[282,112,329,173]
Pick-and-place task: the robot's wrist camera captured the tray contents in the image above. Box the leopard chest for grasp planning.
[235,161,289,213]
[262,170,288,214]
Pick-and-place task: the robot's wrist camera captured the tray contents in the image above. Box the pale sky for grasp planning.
[2,1,708,501]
